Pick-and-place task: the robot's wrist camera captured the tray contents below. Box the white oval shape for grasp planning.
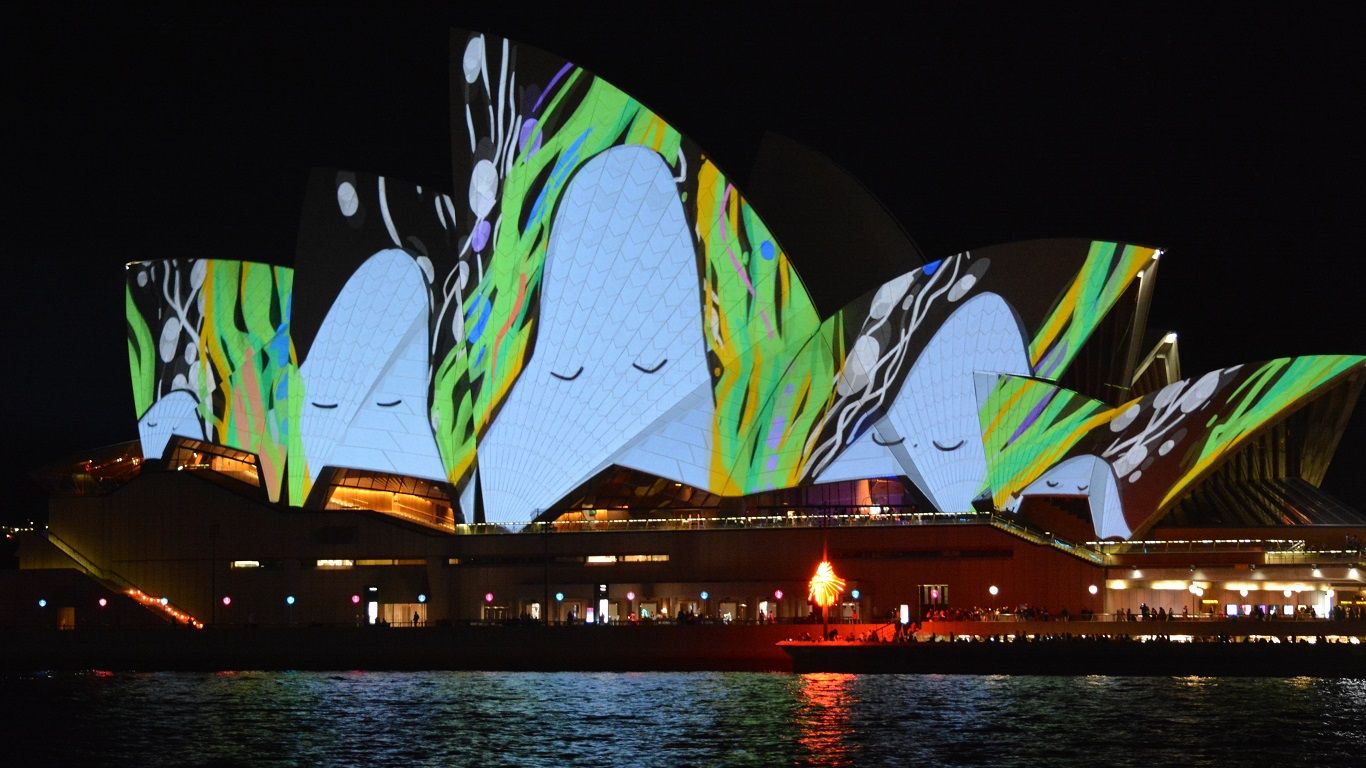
[469,160,499,218]
[947,274,977,302]
[337,181,359,217]
[1110,403,1141,432]
[1179,370,1222,413]
[835,335,880,396]
[159,317,182,363]
[462,36,484,83]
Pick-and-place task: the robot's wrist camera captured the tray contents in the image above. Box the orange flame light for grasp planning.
[808,560,846,609]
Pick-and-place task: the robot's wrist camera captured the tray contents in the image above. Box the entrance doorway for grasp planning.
[382,602,427,626]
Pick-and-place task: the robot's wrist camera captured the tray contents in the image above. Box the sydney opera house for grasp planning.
[10,31,1365,632]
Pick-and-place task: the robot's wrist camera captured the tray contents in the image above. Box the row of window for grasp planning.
[229,554,671,570]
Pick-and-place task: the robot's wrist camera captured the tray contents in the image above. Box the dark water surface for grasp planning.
[3,672,1363,766]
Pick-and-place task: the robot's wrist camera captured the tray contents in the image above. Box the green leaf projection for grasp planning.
[979,355,1366,538]
[126,260,299,502]
[123,30,1365,537]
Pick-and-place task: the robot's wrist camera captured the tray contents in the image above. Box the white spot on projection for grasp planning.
[337,181,359,217]
[415,256,435,284]
[835,335,881,397]
[1113,443,1148,477]
[1111,403,1141,432]
[469,159,499,218]
[1158,439,1175,456]
[171,373,188,391]
[878,292,1030,512]
[1153,380,1184,411]
[462,36,484,84]
[947,274,977,302]
[159,317,182,363]
[478,146,707,525]
[190,260,207,290]
[868,272,914,320]
[298,250,446,485]
[183,343,197,364]
[136,270,148,287]
[1128,470,1142,483]
[1179,369,1222,412]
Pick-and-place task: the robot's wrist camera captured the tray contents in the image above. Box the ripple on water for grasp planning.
[2,672,1364,767]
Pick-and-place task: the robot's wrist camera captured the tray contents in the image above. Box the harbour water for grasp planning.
[4,672,1364,766]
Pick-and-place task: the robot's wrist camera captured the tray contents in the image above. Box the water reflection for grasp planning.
[796,673,856,766]
[4,672,1365,767]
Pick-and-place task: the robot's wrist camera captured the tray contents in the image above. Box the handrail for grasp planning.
[45,531,203,627]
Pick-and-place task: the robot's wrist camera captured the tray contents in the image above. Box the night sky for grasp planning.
[7,4,1365,523]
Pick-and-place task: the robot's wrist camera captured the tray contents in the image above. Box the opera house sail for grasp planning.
[17,29,1361,632]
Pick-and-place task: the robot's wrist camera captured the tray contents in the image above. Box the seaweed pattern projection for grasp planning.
[126,260,299,502]
[433,32,818,496]
[980,355,1365,534]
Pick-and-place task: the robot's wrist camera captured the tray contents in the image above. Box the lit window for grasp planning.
[316,559,355,569]
[586,554,669,565]
[229,560,261,569]
[355,559,426,567]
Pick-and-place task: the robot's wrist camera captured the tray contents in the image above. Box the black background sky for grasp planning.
[6,3,1365,523]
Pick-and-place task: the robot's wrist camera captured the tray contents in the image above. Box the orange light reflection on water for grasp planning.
[796,672,856,766]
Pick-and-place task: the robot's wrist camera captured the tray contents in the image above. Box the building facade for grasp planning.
[13,30,1366,630]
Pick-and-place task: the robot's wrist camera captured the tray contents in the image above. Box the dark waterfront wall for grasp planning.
[4,621,1364,675]
[27,470,1104,628]
[0,623,841,672]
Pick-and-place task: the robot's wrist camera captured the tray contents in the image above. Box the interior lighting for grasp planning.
[626,591,636,601]
[417,593,427,603]
[222,596,232,606]
[1088,585,1099,595]
[160,597,169,606]
[485,592,494,603]
[98,598,108,607]
[988,585,999,596]
[286,595,296,605]
[351,595,361,604]
[774,589,783,600]
[555,592,564,602]
[701,591,710,600]
[851,589,861,600]
[37,599,47,608]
